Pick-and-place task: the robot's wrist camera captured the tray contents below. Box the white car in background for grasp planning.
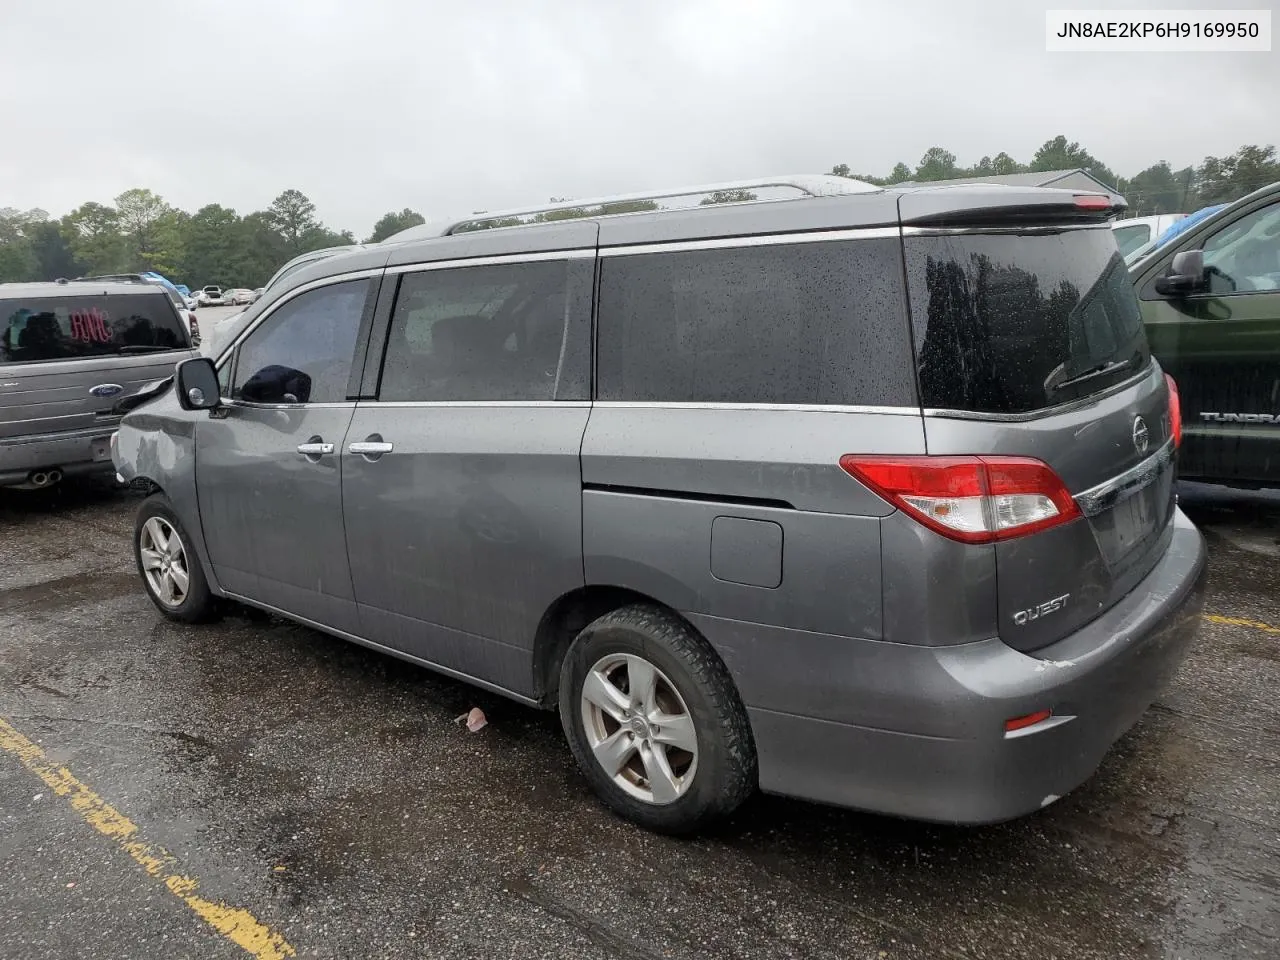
[201,309,241,357]
[1112,214,1186,258]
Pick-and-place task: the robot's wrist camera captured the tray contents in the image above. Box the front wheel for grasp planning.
[559,604,756,833]
[134,494,218,623]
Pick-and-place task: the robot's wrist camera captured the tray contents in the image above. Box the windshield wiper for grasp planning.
[114,345,176,354]
[1047,357,1136,393]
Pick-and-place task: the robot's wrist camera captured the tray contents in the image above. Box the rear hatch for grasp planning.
[0,289,194,442]
[901,198,1176,653]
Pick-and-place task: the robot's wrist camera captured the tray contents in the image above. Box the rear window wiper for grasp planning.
[114,344,179,354]
[1046,356,1138,394]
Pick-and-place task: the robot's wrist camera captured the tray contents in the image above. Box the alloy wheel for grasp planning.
[580,653,699,805]
[139,516,191,608]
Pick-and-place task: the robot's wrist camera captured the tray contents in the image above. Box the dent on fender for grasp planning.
[118,401,197,486]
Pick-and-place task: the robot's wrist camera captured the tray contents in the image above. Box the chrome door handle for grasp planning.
[296,442,334,455]
[349,441,393,455]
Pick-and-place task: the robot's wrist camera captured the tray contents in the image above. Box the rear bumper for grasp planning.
[693,508,1208,823]
[0,424,119,485]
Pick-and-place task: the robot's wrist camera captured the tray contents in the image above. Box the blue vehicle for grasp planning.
[1153,203,1229,246]
[138,271,183,298]
[1123,204,1232,266]
[77,271,184,300]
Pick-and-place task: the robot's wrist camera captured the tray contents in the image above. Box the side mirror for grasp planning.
[175,357,222,411]
[1154,249,1207,297]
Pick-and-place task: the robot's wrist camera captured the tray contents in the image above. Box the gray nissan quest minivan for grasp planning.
[1,280,198,490]
[112,176,1208,833]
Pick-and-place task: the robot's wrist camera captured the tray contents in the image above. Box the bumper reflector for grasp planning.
[1004,709,1052,732]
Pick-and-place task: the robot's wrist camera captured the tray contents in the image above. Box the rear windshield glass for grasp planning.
[905,228,1150,414]
[1,294,189,364]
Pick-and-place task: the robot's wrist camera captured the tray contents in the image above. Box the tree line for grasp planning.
[2,136,1277,287]
[0,190,429,290]
[830,137,1279,217]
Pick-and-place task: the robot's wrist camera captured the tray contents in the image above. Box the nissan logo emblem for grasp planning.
[1132,415,1150,455]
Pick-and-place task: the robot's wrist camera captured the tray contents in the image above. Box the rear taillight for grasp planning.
[840,455,1081,544]
[1165,373,1182,449]
[188,312,200,336]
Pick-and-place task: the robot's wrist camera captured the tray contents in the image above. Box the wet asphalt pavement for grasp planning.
[1,477,1277,960]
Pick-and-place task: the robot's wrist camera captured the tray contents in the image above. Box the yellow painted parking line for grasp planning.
[1202,614,1280,636]
[0,717,295,960]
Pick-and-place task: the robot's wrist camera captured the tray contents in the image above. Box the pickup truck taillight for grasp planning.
[1165,373,1182,449]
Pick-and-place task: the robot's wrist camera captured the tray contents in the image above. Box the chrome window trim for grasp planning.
[598,226,900,257]
[593,401,918,415]
[357,400,590,409]
[1075,438,1175,518]
[385,248,596,275]
[922,365,1156,422]
[901,224,1112,237]
[224,400,357,411]
[213,267,384,368]
[354,400,917,413]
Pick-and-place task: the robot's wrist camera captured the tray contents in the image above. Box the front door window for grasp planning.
[232,280,370,404]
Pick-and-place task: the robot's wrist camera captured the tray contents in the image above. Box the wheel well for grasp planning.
[533,585,672,708]
[131,477,162,496]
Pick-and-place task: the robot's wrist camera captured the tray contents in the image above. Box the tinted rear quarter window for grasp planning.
[905,228,1149,414]
[596,239,917,406]
[0,293,189,364]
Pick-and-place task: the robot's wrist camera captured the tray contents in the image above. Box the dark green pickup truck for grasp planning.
[1131,181,1280,488]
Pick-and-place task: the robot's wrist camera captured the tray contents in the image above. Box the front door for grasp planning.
[1143,199,1280,485]
[199,277,377,632]
[342,250,595,696]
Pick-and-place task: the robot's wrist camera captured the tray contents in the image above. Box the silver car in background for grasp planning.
[113,176,1207,833]
[1,280,197,489]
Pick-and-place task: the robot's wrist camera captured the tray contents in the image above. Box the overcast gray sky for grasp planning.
[2,0,1275,236]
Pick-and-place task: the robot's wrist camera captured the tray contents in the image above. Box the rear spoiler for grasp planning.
[898,185,1126,228]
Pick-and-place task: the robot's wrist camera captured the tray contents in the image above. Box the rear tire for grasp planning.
[559,604,756,833]
[134,494,219,623]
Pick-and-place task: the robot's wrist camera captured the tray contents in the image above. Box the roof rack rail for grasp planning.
[383,174,880,243]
